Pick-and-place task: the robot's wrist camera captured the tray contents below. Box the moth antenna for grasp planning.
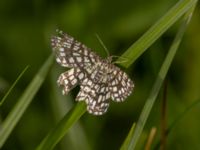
[95,33,110,57]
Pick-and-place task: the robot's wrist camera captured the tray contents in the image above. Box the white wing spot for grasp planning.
[121,88,125,93]
[59,48,64,52]
[73,46,79,50]
[84,57,90,62]
[56,58,61,63]
[73,53,80,56]
[69,75,74,80]
[64,80,68,84]
[114,93,118,97]
[62,59,67,63]
[66,43,71,48]
[84,50,88,56]
[106,93,110,99]
[94,85,99,89]
[113,87,117,92]
[71,79,77,85]
[68,69,74,76]
[100,87,105,92]
[78,73,84,80]
[98,95,103,103]
[91,101,96,107]
[76,57,82,62]
[84,86,90,92]
[60,52,65,56]
[112,81,116,85]
[87,80,92,86]
[69,57,74,63]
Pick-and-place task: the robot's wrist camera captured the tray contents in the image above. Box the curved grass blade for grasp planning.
[119,0,198,68]
[167,99,200,134]
[123,4,197,150]
[36,102,86,150]
[0,66,29,106]
[0,54,54,148]
[50,70,91,150]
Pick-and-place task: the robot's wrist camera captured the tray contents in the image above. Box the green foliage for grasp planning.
[122,4,197,149]
[0,54,54,148]
[0,66,29,106]
[0,0,200,150]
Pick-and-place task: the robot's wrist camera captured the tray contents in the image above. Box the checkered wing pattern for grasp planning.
[57,68,81,95]
[51,29,101,68]
[52,29,134,115]
[109,66,134,102]
[76,81,110,115]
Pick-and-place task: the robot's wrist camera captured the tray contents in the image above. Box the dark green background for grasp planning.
[0,0,200,149]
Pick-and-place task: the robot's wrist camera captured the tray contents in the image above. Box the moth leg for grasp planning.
[57,68,79,95]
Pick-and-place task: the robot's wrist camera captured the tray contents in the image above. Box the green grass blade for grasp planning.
[0,66,29,106]
[50,69,90,150]
[154,98,200,150]
[124,4,197,150]
[168,99,200,133]
[120,0,197,68]
[120,123,136,150]
[0,54,54,148]
[35,1,198,149]
[36,102,86,150]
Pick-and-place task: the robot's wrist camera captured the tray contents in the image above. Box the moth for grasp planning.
[51,29,134,115]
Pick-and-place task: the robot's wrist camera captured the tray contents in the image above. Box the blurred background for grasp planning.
[0,0,200,149]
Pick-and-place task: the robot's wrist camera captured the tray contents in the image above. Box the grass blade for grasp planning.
[0,66,29,106]
[120,123,136,150]
[153,98,200,150]
[0,54,54,148]
[120,0,197,68]
[167,100,200,133]
[145,127,157,150]
[50,69,90,150]
[124,4,197,150]
[36,102,86,150]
